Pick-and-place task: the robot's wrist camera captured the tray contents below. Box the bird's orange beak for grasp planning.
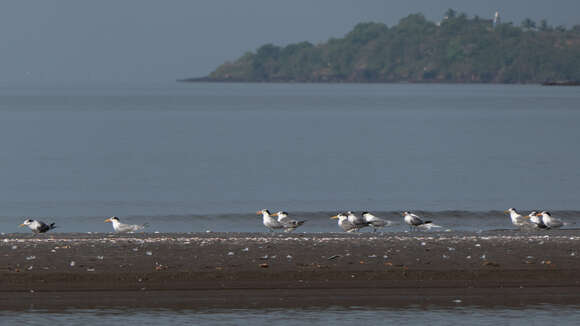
[104,218,111,223]
[256,211,262,215]
[330,215,338,219]
[19,224,25,227]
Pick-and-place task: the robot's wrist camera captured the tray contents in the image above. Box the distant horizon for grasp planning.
[1,1,579,83]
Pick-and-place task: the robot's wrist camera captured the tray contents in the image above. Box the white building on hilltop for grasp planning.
[493,11,501,28]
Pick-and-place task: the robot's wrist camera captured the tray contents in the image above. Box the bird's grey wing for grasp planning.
[278,216,292,225]
[410,216,423,225]
[37,222,50,233]
[370,219,387,227]
[341,220,357,231]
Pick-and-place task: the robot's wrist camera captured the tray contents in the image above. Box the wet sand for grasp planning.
[1,231,580,309]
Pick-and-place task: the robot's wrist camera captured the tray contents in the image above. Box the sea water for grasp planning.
[0,82,579,232]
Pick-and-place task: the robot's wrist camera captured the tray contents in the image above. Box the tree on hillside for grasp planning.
[521,18,536,30]
[201,12,580,84]
[444,8,456,19]
[539,19,551,31]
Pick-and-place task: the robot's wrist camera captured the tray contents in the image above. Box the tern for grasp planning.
[104,216,148,233]
[361,212,394,232]
[257,209,285,232]
[525,211,547,229]
[330,213,358,232]
[504,208,531,228]
[402,211,440,231]
[273,211,306,232]
[346,211,369,231]
[19,219,56,234]
[538,211,564,229]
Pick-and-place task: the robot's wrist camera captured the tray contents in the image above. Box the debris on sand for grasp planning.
[482,261,500,267]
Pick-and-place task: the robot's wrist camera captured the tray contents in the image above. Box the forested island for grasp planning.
[184,10,580,84]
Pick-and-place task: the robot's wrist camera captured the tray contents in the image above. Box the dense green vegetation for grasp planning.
[192,11,580,83]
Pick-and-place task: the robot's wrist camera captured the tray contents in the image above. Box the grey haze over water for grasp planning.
[1,1,580,84]
[1,83,579,229]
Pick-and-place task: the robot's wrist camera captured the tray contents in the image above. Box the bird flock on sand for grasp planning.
[505,208,565,229]
[19,216,148,234]
[17,208,568,234]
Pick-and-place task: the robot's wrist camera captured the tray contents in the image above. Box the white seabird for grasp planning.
[257,209,285,232]
[525,210,547,229]
[346,211,369,231]
[538,211,564,229]
[402,211,440,231]
[273,211,306,232]
[504,208,531,228]
[104,216,148,233]
[361,212,394,232]
[19,219,56,234]
[330,213,357,232]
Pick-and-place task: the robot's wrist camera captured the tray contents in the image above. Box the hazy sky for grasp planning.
[1,0,579,83]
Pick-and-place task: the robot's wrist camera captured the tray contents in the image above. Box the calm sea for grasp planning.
[1,82,579,232]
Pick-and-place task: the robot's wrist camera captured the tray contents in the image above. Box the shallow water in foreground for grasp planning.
[3,305,579,325]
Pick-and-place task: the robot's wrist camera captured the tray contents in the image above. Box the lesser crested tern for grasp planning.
[538,211,564,229]
[104,216,148,233]
[19,219,56,234]
[525,211,547,229]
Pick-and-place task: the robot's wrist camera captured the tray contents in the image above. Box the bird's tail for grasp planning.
[423,221,432,225]
[420,223,442,229]
[284,220,306,232]
[49,223,57,230]
[142,223,149,228]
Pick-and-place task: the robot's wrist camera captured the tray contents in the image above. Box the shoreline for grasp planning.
[177,78,554,85]
[2,231,579,308]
